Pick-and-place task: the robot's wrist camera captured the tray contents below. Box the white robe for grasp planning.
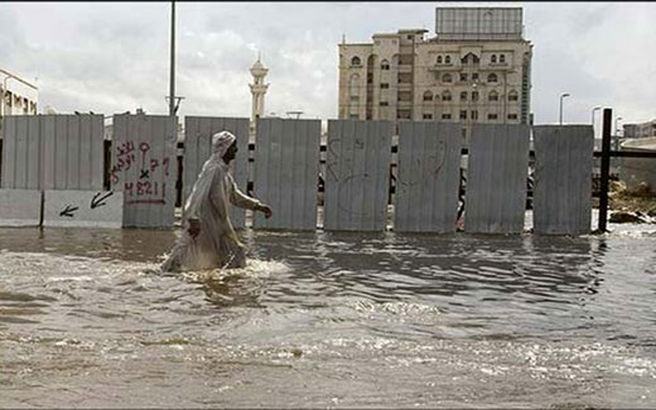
[161,132,263,271]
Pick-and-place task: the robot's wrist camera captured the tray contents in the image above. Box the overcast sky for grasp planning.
[1,1,654,128]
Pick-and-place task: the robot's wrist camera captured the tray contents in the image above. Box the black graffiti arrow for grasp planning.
[90,191,114,209]
[59,205,79,218]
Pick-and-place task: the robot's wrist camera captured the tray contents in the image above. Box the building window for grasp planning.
[381,60,390,70]
[460,73,467,82]
[508,113,518,120]
[472,73,479,81]
[499,54,505,63]
[508,91,518,101]
[398,73,412,83]
[442,113,451,120]
[350,113,359,119]
[487,73,498,83]
[349,74,360,96]
[442,73,452,83]
[488,113,498,120]
[442,91,452,101]
[398,91,412,102]
[350,95,359,101]
[445,55,451,64]
[423,91,433,101]
[488,91,498,101]
[351,56,361,66]
[472,91,479,101]
[460,110,467,120]
[491,54,497,63]
[460,91,467,101]
[397,109,411,119]
[380,83,389,89]
[423,113,433,120]
[437,55,443,64]
[407,35,413,40]
[380,101,389,106]
[471,110,478,121]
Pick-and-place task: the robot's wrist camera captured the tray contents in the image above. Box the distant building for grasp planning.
[249,56,269,138]
[0,67,38,116]
[338,7,533,143]
[623,120,656,139]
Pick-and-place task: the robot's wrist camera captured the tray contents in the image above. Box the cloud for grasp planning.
[1,2,655,125]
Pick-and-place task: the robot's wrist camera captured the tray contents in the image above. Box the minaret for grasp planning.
[249,53,269,137]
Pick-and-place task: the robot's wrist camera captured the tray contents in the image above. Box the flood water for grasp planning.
[1,221,656,408]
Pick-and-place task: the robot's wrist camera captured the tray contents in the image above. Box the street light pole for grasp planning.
[168,0,176,117]
[591,106,601,138]
[559,92,570,125]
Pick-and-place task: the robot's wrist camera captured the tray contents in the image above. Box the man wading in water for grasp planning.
[161,131,272,272]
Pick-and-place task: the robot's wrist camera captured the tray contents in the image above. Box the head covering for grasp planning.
[211,131,237,159]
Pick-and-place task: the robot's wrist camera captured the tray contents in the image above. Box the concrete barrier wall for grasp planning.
[1,115,104,190]
[252,118,320,230]
[324,119,392,231]
[465,124,530,234]
[183,117,249,229]
[395,122,462,233]
[533,125,593,235]
[0,189,42,227]
[43,190,123,228]
[110,114,176,228]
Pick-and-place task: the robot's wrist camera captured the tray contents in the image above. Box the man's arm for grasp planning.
[228,174,272,218]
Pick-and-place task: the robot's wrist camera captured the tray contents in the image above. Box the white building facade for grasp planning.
[338,7,533,142]
[0,68,38,117]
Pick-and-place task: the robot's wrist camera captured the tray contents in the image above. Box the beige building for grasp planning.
[0,67,38,117]
[338,7,533,142]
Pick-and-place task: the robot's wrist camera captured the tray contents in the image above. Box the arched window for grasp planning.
[380,59,390,70]
[442,73,452,83]
[351,56,361,66]
[423,90,433,101]
[445,55,451,64]
[461,52,479,65]
[499,54,505,63]
[349,74,360,96]
[508,91,518,101]
[442,91,452,101]
[488,91,498,101]
[487,73,498,83]
[491,54,497,63]
[437,55,443,64]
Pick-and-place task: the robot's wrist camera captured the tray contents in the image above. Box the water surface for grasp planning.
[1,224,655,408]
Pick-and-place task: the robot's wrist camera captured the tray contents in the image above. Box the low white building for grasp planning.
[623,120,656,139]
[0,67,38,116]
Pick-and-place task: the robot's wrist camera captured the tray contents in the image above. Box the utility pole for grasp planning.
[168,0,176,117]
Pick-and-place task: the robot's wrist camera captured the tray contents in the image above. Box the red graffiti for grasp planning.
[113,140,169,205]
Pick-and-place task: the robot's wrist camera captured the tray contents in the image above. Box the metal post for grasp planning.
[598,107,612,233]
[168,0,176,117]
